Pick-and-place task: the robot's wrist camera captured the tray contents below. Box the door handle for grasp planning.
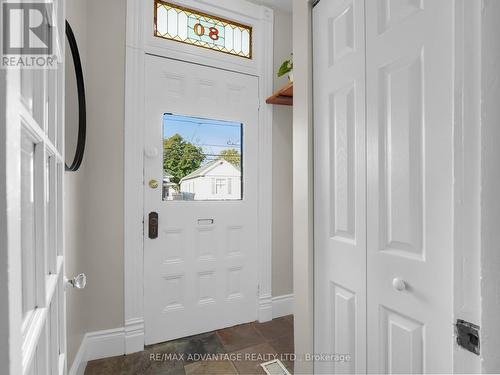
[392,277,406,292]
[66,273,87,289]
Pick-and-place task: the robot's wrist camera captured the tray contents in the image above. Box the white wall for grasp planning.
[272,10,294,297]
[65,0,88,366]
[480,0,500,371]
[64,0,126,368]
[81,0,126,332]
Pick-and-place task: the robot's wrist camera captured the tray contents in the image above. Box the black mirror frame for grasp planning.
[65,20,86,172]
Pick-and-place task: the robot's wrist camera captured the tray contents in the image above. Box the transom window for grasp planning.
[154,0,252,59]
[162,114,243,201]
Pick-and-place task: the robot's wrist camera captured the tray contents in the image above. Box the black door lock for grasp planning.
[149,212,158,239]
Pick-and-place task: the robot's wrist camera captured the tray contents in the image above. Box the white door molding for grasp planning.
[124,0,274,354]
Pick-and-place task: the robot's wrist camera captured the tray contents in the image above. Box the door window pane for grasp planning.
[162,114,243,201]
[46,156,57,274]
[21,129,37,322]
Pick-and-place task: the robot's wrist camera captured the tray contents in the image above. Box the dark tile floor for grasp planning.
[84,315,294,375]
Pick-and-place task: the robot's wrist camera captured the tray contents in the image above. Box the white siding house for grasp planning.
[180,159,241,200]
[162,171,177,200]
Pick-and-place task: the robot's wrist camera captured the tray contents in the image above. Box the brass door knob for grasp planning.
[149,179,159,189]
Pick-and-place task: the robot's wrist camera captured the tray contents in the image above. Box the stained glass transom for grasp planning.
[154,0,253,59]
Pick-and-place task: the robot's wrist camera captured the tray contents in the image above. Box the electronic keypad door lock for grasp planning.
[149,212,158,239]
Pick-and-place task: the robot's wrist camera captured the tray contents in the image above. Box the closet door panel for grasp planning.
[366,0,455,373]
[313,0,366,373]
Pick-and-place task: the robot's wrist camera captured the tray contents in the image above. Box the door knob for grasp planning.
[66,273,87,289]
[392,277,406,292]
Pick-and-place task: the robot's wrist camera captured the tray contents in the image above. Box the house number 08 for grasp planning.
[193,23,219,41]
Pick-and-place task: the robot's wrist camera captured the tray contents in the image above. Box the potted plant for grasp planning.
[277,53,293,82]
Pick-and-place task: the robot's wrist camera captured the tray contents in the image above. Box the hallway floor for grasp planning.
[84,315,294,375]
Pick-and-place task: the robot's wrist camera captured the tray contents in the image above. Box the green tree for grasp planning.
[220,149,241,168]
[163,134,205,184]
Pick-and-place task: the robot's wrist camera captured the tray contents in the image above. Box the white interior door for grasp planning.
[143,55,259,345]
[314,0,456,373]
[366,1,455,373]
[1,1,67,374]
[313,0,367,373]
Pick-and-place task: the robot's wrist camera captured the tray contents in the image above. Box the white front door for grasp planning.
[1,2,67,374]
[143,55,260,345]
[313,0,367,373]
[366,0,454,373]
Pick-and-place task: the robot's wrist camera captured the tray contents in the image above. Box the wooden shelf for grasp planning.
[266,82,293,106]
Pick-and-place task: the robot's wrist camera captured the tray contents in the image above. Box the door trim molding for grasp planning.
[124,0,274,354]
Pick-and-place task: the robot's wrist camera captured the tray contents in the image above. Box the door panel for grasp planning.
[379,307,423,374]
[313,0,366,373]
[4,1,67,372]
[143,55,259,344]
[366,0,455,373]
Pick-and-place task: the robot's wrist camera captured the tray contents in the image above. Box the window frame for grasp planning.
[153,0,253,59]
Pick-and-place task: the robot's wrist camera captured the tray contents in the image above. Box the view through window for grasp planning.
[162,114,243,201]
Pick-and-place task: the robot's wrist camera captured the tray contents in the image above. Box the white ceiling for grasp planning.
[245,0,292,13]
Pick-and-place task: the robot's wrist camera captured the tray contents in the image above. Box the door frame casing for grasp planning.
[124,0,274,354]
[0,64,24,375]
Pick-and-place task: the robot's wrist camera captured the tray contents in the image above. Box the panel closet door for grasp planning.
[313,0,367,373]
[366,0,455,373]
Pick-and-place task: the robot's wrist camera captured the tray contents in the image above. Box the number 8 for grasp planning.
[209,27,219,41]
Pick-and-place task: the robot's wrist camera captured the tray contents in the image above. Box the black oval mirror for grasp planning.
[65,20,86,172]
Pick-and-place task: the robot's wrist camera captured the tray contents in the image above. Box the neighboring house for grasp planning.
[180,158,241,200]
[162,171,178,200]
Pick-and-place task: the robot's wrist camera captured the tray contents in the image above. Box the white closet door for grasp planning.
[366,0,455,373]
[313,0,366,373]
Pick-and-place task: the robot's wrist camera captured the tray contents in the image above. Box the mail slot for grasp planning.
[197,218,214,225]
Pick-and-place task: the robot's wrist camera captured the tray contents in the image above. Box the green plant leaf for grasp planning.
[277,59,292,77]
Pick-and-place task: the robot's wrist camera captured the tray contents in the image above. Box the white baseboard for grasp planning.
[69,296,293,375]
[85,327,125,360]
[125,318,145,354]
[69,327,127,375]
[258,294,274,322]
[272,293,294,319]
